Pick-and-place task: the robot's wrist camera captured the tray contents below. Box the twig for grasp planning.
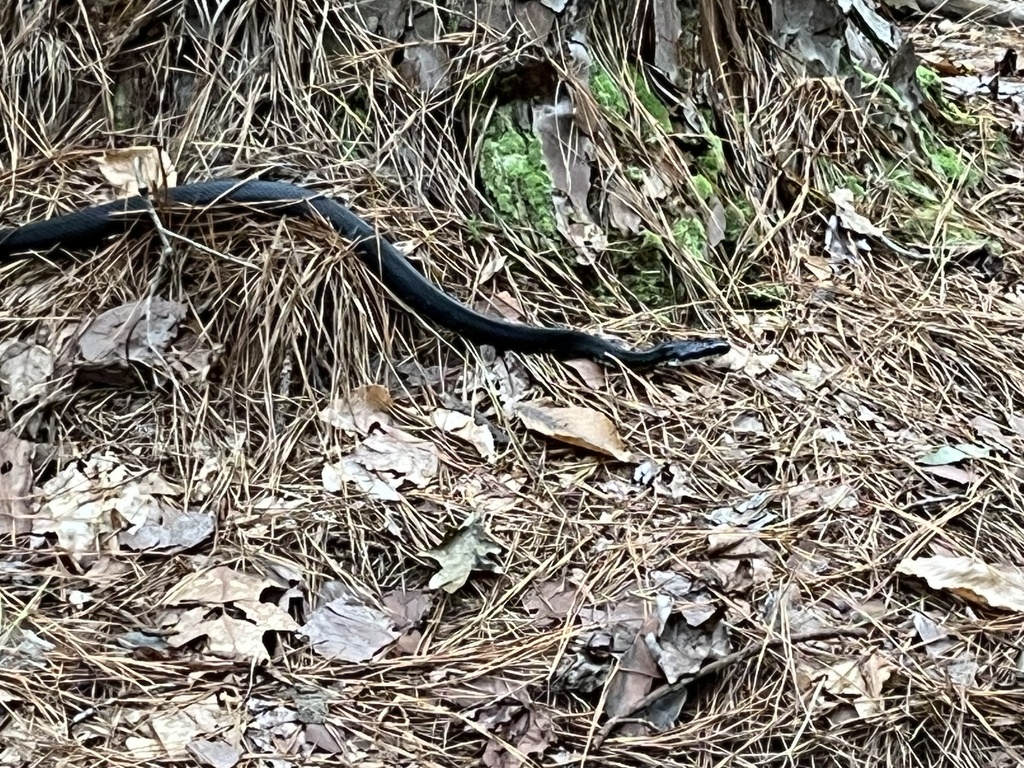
[592,626,870,748]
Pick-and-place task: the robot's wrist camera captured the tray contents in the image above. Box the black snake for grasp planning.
[0,179,730,369]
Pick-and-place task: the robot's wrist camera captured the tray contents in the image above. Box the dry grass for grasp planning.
[2,1,1024,767]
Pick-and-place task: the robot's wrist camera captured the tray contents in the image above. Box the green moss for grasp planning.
[691,174,714,201]
[724,201,752,242]
[625,165,645,183]
[605,240,675,308]
[885,164,939,203]
[843,176,867,198]
[629,67,672,131]
[898,203,981,243]
[672,217,707,257]
[747,283,789,306]
[915,65,977,126]
[697,134,725,179]
[464,216,487,242]
[641,230,664,250]
[918,128,979,185]
[931,144,966,179]
[590,64,628,118]
[479,110,556,237]
[915,65,941,90]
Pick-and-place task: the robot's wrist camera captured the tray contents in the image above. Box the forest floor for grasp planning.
[1,2,1023,767]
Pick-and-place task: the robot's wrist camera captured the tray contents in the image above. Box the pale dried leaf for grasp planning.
[78,298,187,366]
[350,427,439,488]
[0,342,53,404]
[382,589,433,631]
[120,505,214,552]
[318,385,394,436]
[322,458,402,501]
[816,653,895,718]
[732,413,765,434]
[516,404,632,462]
[167,608,275,662]
[164,565,273,606]
[896,555,1024,611]
[420,517,504,593]
[186,739,241,768]
[301,598,400,662]
[95,146,177,194]
[831,187,884,238]
[432,408,496,460]
[563,358,606,389]
[32,465,115,560]
[0,431,35,536]
[236,600,301,632]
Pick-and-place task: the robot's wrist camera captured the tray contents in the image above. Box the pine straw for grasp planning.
[2,2,1024,767]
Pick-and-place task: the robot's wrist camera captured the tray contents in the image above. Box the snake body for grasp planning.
[0,179,730,368]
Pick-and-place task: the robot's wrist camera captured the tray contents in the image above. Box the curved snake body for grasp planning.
[0,179,730,368]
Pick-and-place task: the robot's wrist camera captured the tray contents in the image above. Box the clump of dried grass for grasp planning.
[2,1,1024,767]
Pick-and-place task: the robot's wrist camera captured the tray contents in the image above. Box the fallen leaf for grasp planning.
[896,555,1024,612]
[534,98,606,261]
[420,516,504,593]
[318,385,393,436]
[382,589,433,631]
[731,413,765,434]
[917,443,991,465]
[830,187,884,238]
[484,290,525,322]
[816,653,895,718]
[603,630,660,719]
[481,704,554,768]
[651,0,683,83]
[347,427,438,486]
[516,404,632,462]
[186,739,241,768]
[478,254,508,285]
[95,146,177,195]
[0,431,36,536]
[563,358,606,389]
[78,298,187,367]
[432,408,496,460]
[164,565,272,606]
[124,695,231,761]
[646,617,731,694]
[236,600,302,632]
[969,415,1015,451]
[0,341,54,405]
[706,532,774,558]
[120,505,214,553]
[168,608,278,662]
[522,579,581,623]
[301,598,400,662]
[323,426,439,500]
[322,458,401,501]
[802,251,834,281]
[32,465,116,562]
[921,465,978,485]
[911,611,955,656]
[397,42,450,93]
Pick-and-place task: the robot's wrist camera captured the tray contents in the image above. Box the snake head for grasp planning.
[654,338,732,365]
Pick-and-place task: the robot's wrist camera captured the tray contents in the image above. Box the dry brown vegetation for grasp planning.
[2,1,1024,767]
